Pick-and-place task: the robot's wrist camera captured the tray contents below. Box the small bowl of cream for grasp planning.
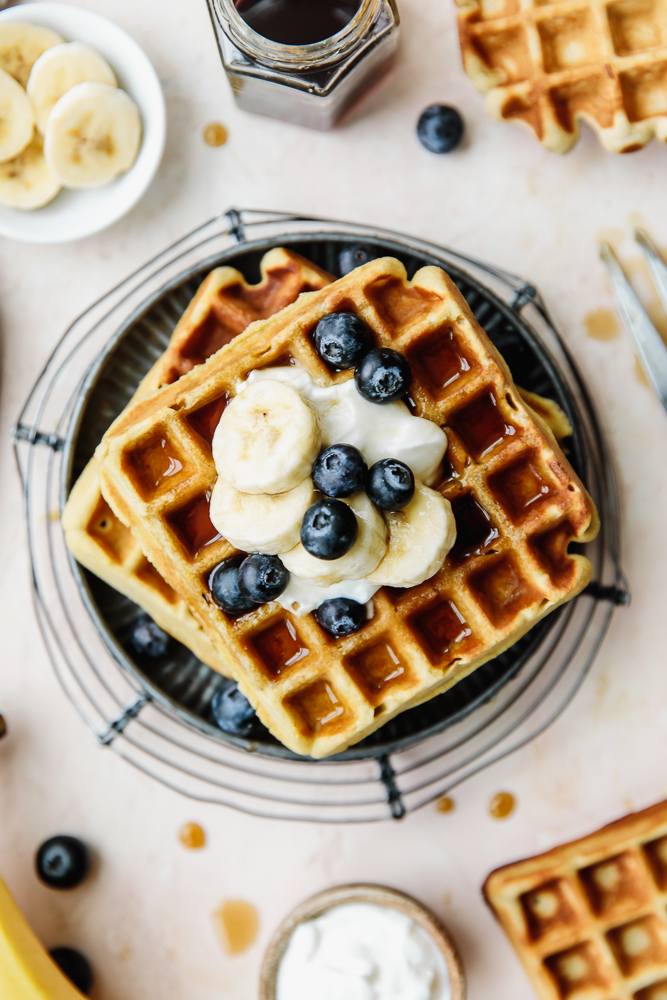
[259,883,465,1000]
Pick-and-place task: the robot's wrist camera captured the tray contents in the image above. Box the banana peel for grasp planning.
[0,875,86,999]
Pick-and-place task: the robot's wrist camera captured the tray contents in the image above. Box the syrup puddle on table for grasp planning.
[213,900,259,955]
[584,308,619,341]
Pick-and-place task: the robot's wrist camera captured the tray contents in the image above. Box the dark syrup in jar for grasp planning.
[235,0,363,45]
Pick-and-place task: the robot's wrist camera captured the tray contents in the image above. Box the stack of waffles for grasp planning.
[62,248,333,673]
[455,0,667,152]
[485,799,667,999]
[92,256,599,758]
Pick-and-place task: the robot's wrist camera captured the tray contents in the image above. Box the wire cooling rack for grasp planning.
[13,209,628,822]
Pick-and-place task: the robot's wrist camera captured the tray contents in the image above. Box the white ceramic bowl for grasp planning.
[0,3,165,243]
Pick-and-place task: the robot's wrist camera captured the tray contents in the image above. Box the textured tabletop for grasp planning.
[1,0,666,998]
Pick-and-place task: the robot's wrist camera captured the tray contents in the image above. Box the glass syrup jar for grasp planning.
[207,0,400,130]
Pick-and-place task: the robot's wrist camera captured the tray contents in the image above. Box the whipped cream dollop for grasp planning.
[276,902,452,1000]
[241,365,447,487]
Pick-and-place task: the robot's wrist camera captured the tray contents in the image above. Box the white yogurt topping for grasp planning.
[241,365,447,487]
[276,902,452,1000]
[222,365,448,616]
[279,573,379,618]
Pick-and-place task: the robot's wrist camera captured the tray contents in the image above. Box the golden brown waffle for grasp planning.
[62,248,333,673]
[95,257,599,758]
[455,0,667,153]
[484,799,667,1000]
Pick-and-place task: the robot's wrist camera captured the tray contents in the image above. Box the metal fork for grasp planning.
[600,230,667,412]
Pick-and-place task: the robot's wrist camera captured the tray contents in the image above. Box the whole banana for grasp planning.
[0,874,88,998]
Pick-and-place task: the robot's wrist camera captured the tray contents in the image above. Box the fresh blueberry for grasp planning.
[211,683,256,736]
[300,499,358,560]
[314,598,367,637]
[36,836,89,890]
[312,444,367,498]
[338,244,377,275]
[366,458,415,510]
[209,558,258,614]
[130,615,170,659]
[0,714,6,739]
[238,553,289,603]
[49,948,93,995]
[355,348,411,404]
[417,105,464,154]
[312,311,372,369]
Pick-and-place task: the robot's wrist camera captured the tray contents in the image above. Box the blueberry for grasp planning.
[312,311,372,369]
[211,683,256,736]
[314,598,367,637]
[338,244,377,276]
[312,444,367,498]
[354,348,411,404]
[36,836,89,890]
[49,948,93,995]
[300,499,358,560]
[417,105,464,154]
[130,615,170,659]
[367,458,415,510]
[238,553,289,603]
[210,558,257,614]
[0,714,6,739]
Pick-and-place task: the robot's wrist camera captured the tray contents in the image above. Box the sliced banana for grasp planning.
[210,476,315,555]
[0,67,34,163]
[213,380,321,495]
[28,41,117,134]
[282,492,387,587]
[365,482,457,588]
[44,82,141,188]
[0,133,60,210]
[0,22,63,89]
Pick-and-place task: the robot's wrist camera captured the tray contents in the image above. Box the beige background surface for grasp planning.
[1,0,666,997]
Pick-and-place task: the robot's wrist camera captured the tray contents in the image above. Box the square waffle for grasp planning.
[62,248,333,673]
[484,799,667,1000]
[95,257,599,758]
[455,0,667,152]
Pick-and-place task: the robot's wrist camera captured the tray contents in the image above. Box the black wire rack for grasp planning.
[13,209,628,822]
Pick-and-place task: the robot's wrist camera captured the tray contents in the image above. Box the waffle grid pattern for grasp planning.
[63,249,332,673]
[456,0,667,152]
[484,800,667,1000]
[96,257,598,757]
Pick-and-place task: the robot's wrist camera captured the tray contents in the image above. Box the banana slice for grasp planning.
[210,476,315,555]
[213,380,321,495]
[0,67,34,163]
[0,22,63,88]
[0,133,60,210]
[365,482,457,588]
[44,82,142,188]
[27,41,117,133]
[282,492,387,587]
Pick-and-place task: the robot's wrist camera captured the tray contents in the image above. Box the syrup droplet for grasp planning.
[489,792,516,819]
[635,357,651,388]
[179,822,205,849]
[212,900,259,955]
[437,795,455,813]
[203,122,228,147]
[583,308,619,341]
